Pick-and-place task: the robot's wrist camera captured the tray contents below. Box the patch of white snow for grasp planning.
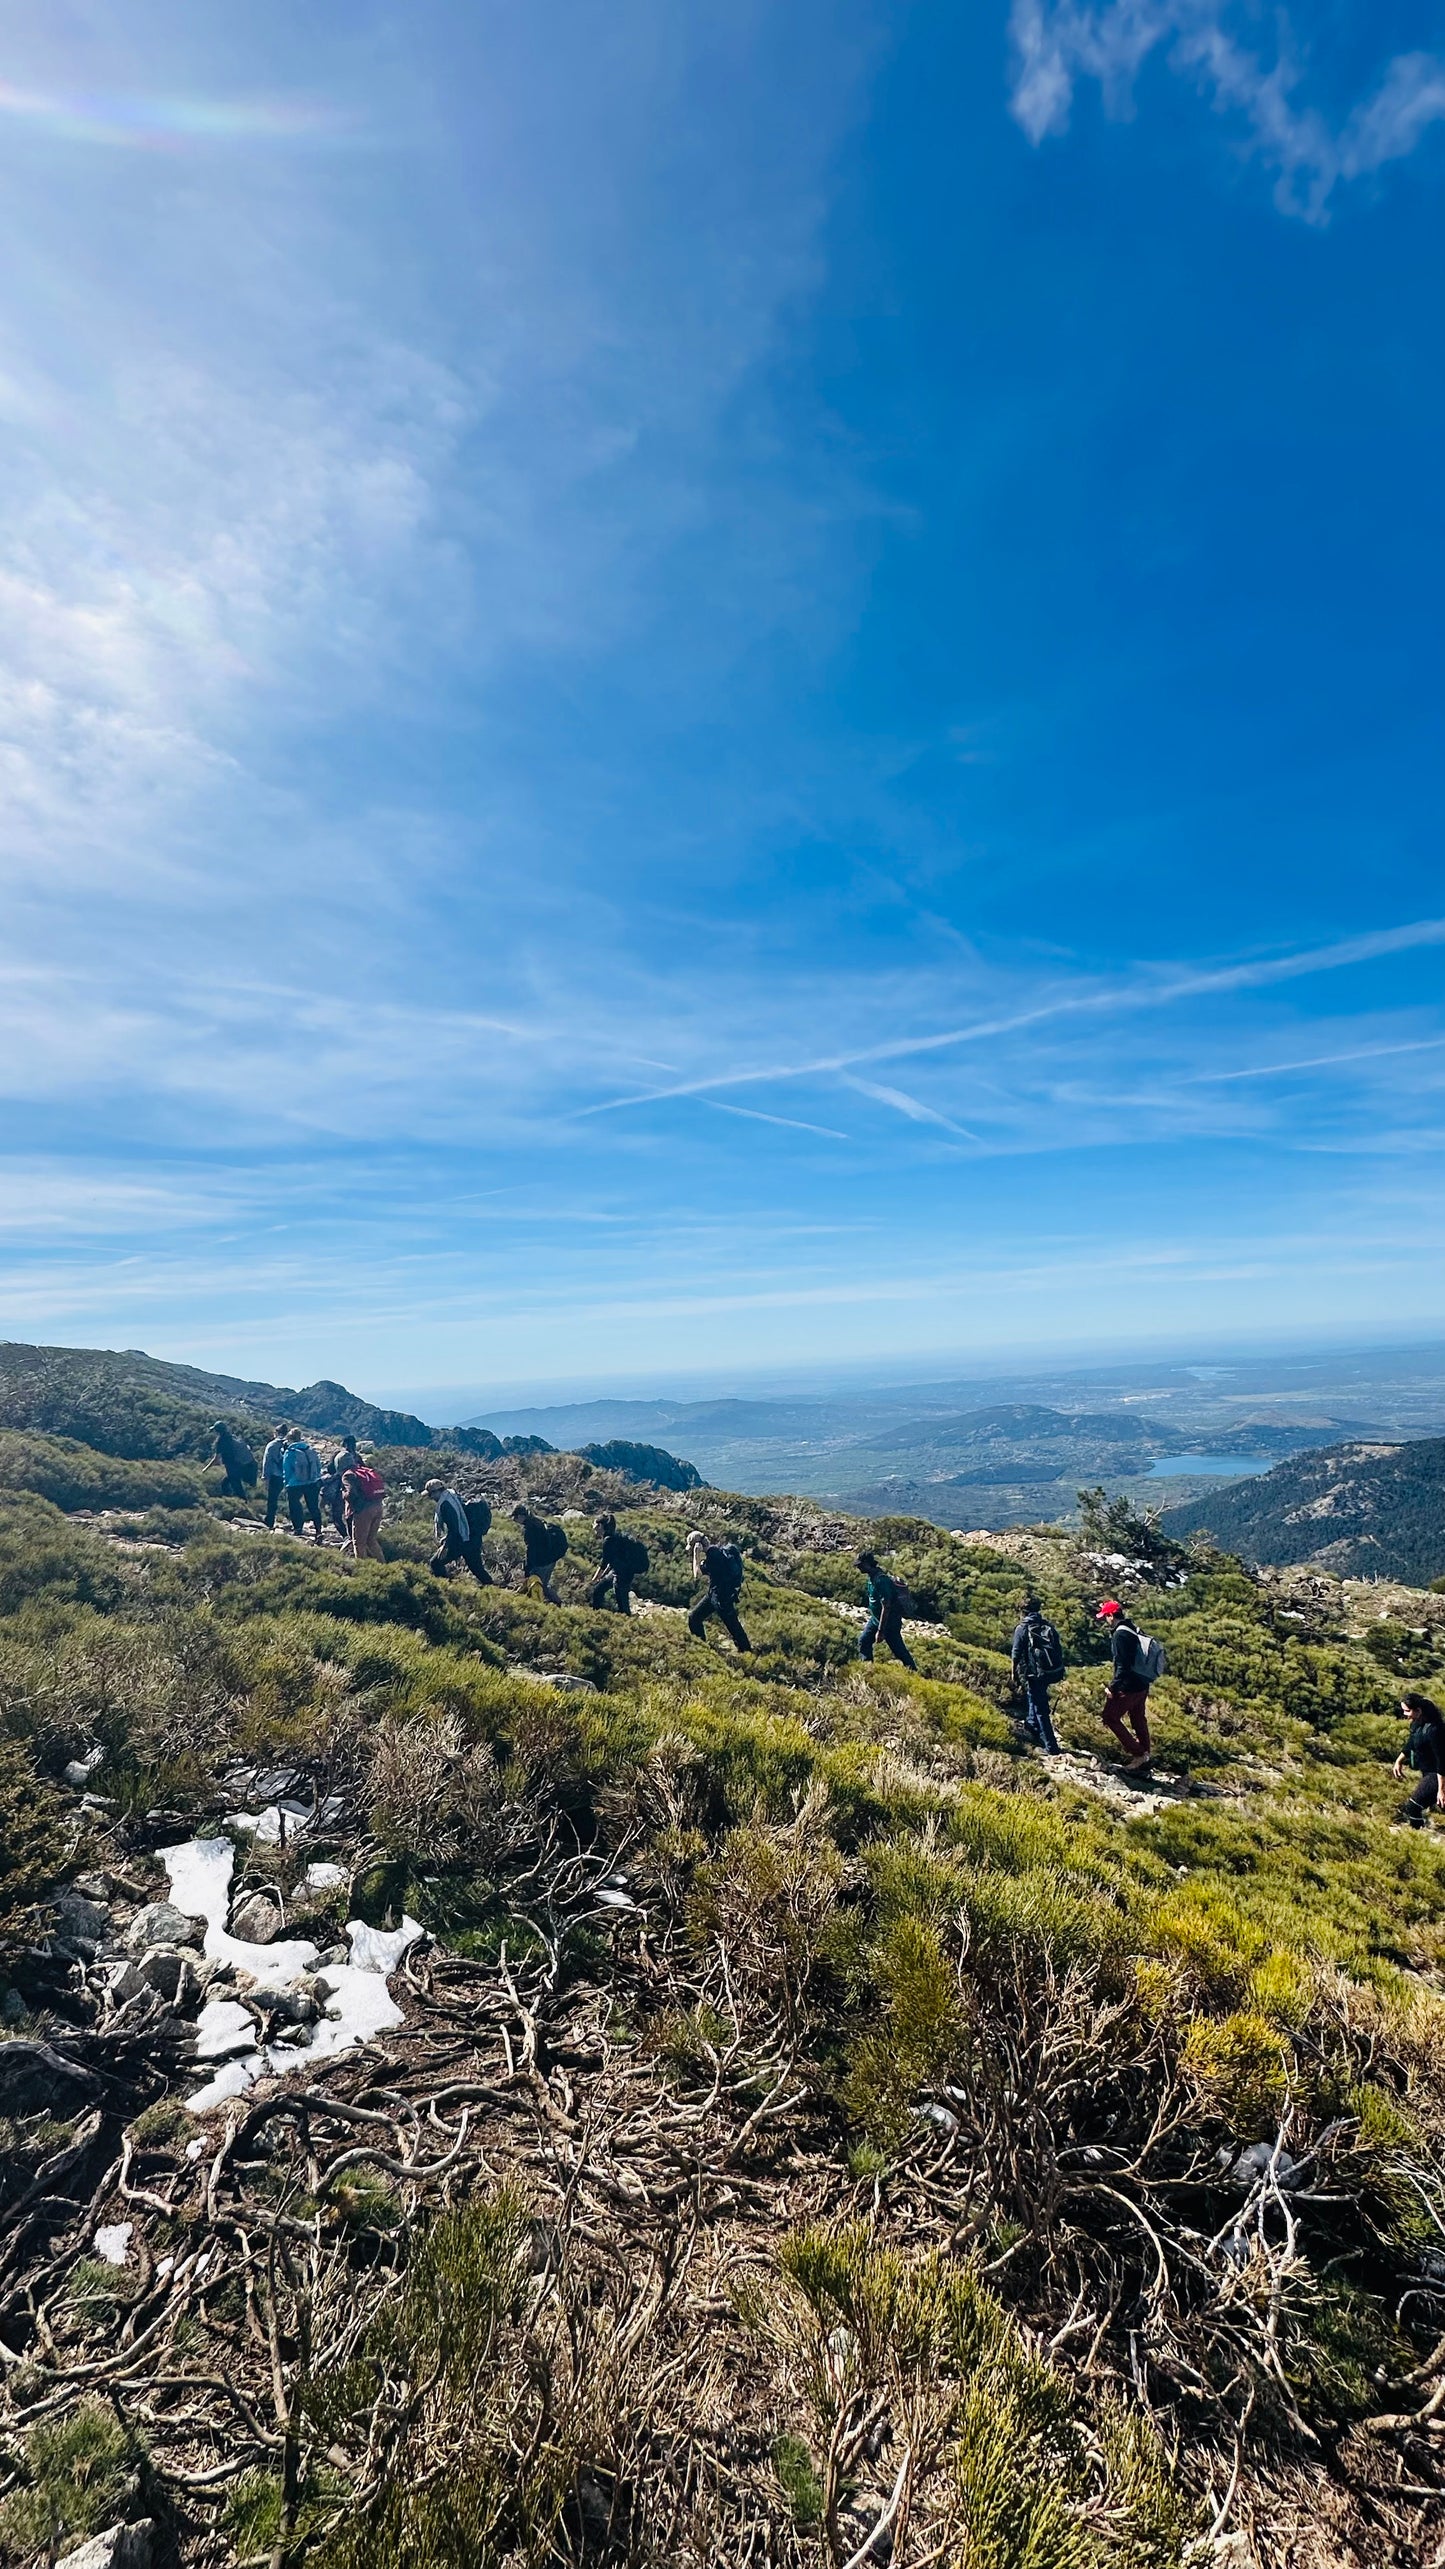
[94,2222,132,2266]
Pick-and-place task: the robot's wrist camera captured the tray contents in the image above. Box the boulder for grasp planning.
[53,1893,110,1953]
[228,1891,283,1944]
[264,1982,321,2027]
[126,1903,204,1956]
[57,2522,154,2569]
[134,1947,200,2010]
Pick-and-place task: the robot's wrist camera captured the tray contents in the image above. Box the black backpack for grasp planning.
[618,1533,649,1579]
[538,1521,569,1566]
[711,1541,745,1599]
[1025,1616,1066,1683]
[463,1495,492,1542]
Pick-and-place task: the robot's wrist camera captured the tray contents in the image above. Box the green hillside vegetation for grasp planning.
[0,1340,434,1459]
[1163,1434,1445,1583]
[0,1428,1443,2563]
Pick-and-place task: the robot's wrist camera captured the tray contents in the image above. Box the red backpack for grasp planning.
[349,1465,385,1502]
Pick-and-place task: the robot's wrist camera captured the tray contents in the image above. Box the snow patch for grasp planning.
[163,1835,422,2115]
[94,2221,132,2266]
[304,1861,346,1891]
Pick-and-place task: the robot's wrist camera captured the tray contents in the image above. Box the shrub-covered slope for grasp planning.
[0,1341,435,1459]
[0,1438,1443,2566]
[1162,1433,1445,1581]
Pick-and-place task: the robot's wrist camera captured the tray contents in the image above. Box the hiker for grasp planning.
[1010,1594,1063,1753]
[1096,1599,1160,1773]
[512,1503,567,1602]
[426,1478,492,1583]
[320,1434,361,1537]
[210,1420,256,1499]
[588,1514,648,1614]
[261,1424,290,1530]
[282,1428,324,1543]
[686,1530,750,1652]
[856,1552,916,1671]
[1392,1692,1445,1828]
[343,1452,387,1560]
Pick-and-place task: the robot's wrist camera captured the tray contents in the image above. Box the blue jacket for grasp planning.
[282,1440,321,1487]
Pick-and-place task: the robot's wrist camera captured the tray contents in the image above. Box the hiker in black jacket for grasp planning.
[588,1514,643,1614]
[686,1530,751,1652]
[857,1553,916,1670]
[1392,1692,1445,1828]
[511,1503,566,1602]
[1096,1599,1153,1772]
[425,1479,492,1584]
[1009,1595,1063,1754]
[210,1421,256,1499]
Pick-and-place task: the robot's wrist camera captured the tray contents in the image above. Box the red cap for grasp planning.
[1096,1599,1123,1619]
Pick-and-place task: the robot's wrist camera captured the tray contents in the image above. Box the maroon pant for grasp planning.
[1101,1684,1151,1759]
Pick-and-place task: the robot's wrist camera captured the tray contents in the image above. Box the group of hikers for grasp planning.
[210,1421,1441,1817]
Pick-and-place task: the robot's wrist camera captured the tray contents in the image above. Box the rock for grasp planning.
[126,1903,203,1955]
[53,1893,110,1953]
[56,2521,155,2569]
[135,1947,200,2010]
[63,1747,105,1788]
[0,2039,102,2116]
[0,1988,26,2026]
[317,1944,349,1966]
[228,1891,282,1945]
[264,1984,321,2026]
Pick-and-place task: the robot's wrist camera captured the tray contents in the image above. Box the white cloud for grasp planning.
[1008,3,1445,216]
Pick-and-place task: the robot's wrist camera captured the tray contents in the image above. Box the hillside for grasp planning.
[0,1420,1444,2564]
[1162,1434,1445,1583]
[0,1342,437,1458]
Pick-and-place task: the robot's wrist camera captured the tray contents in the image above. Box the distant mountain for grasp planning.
[0,1341,435,1460]
[1160,1436,1445,1583]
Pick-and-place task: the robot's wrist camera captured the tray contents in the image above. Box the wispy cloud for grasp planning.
[842,1076,977,1140]
[1008,3,1445,217]
[699,1099,852,1141]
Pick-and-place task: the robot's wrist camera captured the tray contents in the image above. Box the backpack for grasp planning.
[1135,1631,1167,1685]
[617,1533,649,1579]
[710,1542,745,1599]
[538,1521,569,1565]
[1025,1616,1066,1682]
[288,1441,321,1485]
[463,1495,492,1542]
[349,1464,385,1502]
[233,1439,257,1483]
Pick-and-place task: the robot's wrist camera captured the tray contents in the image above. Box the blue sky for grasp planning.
[2,0,1443,1409]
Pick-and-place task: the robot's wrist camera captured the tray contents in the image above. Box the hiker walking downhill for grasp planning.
[1392,1692,1445,1829]
[686,1530,750,1652]
[343,1453,387,1560]
[856,1552,916,1671]
[426,1479,492,1584]
[261,1424,290,1530]
[1010,1593,1064,1754]
[282,1429,325,1544]
[512,1503,567,1602]
[1096,1599,1162,1774]
[588,1514,648,1614]
[210,1420,256,1500]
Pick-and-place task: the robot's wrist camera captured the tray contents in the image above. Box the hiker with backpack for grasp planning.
[320,1435,361,1537]
[261,1424,290,1530]
[281,1429,325,1544]
[1096,1599,1163,1773]
[856,1552,916,1671]
[343,1453,387,1560]
[588,1514,648,1614]
[425,1479,492,1584]
[512,1503,567,1602]
[686,1530,751,1652]
[1391,1692,1445,1829]
[210,1420,256,1499]
[1010,1595,1064,1754]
